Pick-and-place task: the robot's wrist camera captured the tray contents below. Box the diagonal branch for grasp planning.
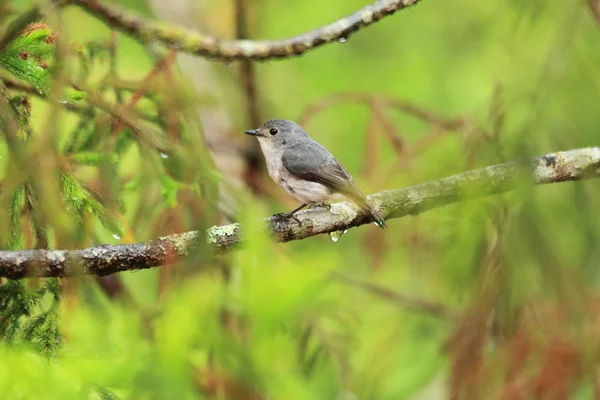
[1,76,160,123]
[69,0,422,61]
[332,272,456,319]
[1,147,599,279]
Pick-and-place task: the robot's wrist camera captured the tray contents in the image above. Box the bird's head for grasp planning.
[245,119,309,150]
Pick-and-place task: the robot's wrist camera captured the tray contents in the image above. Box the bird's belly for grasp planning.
[280,177,332,204]
[266,157,333,204]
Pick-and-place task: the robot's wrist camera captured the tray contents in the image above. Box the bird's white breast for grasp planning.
[257,138,333,204]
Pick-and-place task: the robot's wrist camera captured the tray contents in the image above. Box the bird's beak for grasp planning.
[245,129,262,137]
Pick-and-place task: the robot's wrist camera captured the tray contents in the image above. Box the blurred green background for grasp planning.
[1,0,600,398]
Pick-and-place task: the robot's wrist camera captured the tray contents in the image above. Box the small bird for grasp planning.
[245,119,386,228]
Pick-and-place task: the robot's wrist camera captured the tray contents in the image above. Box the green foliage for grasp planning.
[75,39,110,81]
[0,0,599,398]
[0,280,45,343]
[0,25,52,94]
[1,174,62,359]
[60,172,123,238]
[160,174,182,208]
[63,118,99,155]
[65,87,87,103]
[21,279,62,358]
[69,151,117,166]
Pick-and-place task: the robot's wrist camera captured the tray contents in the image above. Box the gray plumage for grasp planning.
[245,119,386,228]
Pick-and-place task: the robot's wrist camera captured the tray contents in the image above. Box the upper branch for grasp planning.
[1,147,598,279]
[70,0,422,61]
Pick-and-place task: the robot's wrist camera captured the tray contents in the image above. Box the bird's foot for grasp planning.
[273,211,302,226]
[309,202,331,211]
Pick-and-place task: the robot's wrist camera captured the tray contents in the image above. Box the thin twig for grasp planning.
[235,0,261,127]
[0,147,598,279]
[2,76,92,115]
[70,0,422,61]
[109,50,176,137]
[72,82,169,152]
[331,272,455,319]
[108,31,123,104]
[234,0,266,191]
[298,92,464,130]
[2,76,159,122]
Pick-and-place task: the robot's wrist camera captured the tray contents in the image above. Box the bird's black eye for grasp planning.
[269,128,278,136]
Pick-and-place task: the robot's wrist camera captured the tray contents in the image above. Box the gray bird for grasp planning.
[245,119,386,228]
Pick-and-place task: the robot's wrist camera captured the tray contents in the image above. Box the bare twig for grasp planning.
[2,77,92,115]
[234,0,266,192]
[2,76,159,122]
[72,82,169,152]
[332,272,455,319]
[0,147,598,279]
[107,31,123,104]
[235,0,261,127]
[298,92,464,130]
[70,0,422,61]
[109,50,176,137]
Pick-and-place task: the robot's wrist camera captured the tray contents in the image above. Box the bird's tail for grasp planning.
[354,196,387,229]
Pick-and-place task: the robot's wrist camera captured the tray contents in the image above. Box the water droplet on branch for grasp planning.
[329,230,347,242]
[337,37,347,44]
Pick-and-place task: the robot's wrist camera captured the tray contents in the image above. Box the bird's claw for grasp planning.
[273,212,302,226]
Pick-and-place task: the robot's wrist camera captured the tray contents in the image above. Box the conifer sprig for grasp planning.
[0,23,54,94]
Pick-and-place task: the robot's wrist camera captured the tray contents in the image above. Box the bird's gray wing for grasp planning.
[282,141,387,228]
[281,142,361,198]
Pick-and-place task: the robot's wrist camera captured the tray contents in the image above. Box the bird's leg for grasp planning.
[273,204,306,225]
[309,202,331,210]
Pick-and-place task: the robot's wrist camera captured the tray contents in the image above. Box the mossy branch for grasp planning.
[70,0,422,61]
[0,147,598,279]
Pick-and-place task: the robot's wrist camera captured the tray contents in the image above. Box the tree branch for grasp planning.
[2,77,160,123]
[332,272,456,319]
[70,0,422,61]
[1,147,599,279]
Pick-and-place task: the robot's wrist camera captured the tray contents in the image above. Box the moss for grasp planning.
[163,231,199,256]
[206,223,239,245]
